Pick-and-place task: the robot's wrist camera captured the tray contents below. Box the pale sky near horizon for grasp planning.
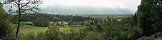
[0,0,141,15]
[39,0,141,15]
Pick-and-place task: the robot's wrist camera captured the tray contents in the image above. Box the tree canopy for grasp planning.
[0,5,12,39]
[135,0,162,36]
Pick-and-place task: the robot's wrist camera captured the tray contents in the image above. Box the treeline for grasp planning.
[12,14,93,22]
[11,14,94,27]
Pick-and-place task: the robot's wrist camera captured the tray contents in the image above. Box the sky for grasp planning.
[0,0,141,15]
[41,0,141,10]
[39,0,141,15]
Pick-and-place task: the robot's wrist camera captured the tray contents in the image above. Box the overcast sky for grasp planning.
[39,0,141,15]
[41,0,141,10]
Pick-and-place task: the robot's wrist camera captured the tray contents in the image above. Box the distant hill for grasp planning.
[41,6,135,15]
[78,14,134,16]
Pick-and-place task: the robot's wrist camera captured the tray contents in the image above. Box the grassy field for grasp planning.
[18,25,86,34]
[19,25,48,34]
[59,27,86,34]
[12,21,85,35]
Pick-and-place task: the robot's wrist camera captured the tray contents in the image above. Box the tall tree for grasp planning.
[0,3,12,39]
[1,0,42,39]
[135,0,162,36]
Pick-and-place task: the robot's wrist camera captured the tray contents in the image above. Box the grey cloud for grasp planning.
[41,6,135,15]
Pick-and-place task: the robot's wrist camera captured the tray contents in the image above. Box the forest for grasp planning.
[0,0,162,40]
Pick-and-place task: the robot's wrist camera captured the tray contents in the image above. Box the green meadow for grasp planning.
[19,25,48,34]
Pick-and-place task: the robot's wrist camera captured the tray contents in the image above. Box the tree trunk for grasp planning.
[15,0,21,39]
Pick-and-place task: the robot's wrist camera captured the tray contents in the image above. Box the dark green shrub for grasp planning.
[82,31,103,40]
[138,37,154,40]
[36,32,45,40]
[59,32,85,40]
[0,5,13,40]
[44,30,60,40]
[22,33,36,40]
[32,18,49,27]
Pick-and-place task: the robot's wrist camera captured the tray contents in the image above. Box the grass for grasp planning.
[59,26,86,34]
[50,22,69,25]
[21,21,33,25]
[12,21,83,35]
[19,25,48,34]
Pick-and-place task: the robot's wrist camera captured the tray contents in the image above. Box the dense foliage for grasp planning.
[0,5,13,39]
[32,18,49,27]
[15,16,144,40]
[11,14,93,27]
[12,14,93,22]
[135,0,162,36]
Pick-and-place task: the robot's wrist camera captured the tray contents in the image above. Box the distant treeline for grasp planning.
[11,14,94,23]
[11,14,95,27]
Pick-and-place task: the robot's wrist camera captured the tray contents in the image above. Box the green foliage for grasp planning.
[16,15,142,40]
[127,27,143,40]
[138,37,155,40]
[21,22,33,25]
[19,25,48,34]
[83,31,104,40]
[59,32,85,40]
[11,14,93,22]
[135,0,162,36]
[35,32,45,40]
[32,18,49,27]
[44,30,60,40]
[95,24,103,32]
[24,33,36,40]
[0,5,13,39]
[19,32,45,40]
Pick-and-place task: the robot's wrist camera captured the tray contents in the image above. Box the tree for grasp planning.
[32,18,49,27]
[44,30,60,40]
[95,24,103,32]
[1,0,42,39]
[0,4,12,39]
[135,0,162,36]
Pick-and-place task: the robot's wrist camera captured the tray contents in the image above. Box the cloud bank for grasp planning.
[39,0,141,15]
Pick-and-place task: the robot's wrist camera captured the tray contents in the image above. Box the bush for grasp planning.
[24,33,36,40]
[138,37,154,40]
[0,5,14,40]
[44,30,60,40]
[21,22,33,25]
[59,32,85,40]
[35,32,45,40]
[82,31,105,40]
[32,18,49,27]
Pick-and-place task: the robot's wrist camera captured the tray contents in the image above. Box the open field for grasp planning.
[12,24,48,34]
[20,25,48,34]
[59,27,86,34]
